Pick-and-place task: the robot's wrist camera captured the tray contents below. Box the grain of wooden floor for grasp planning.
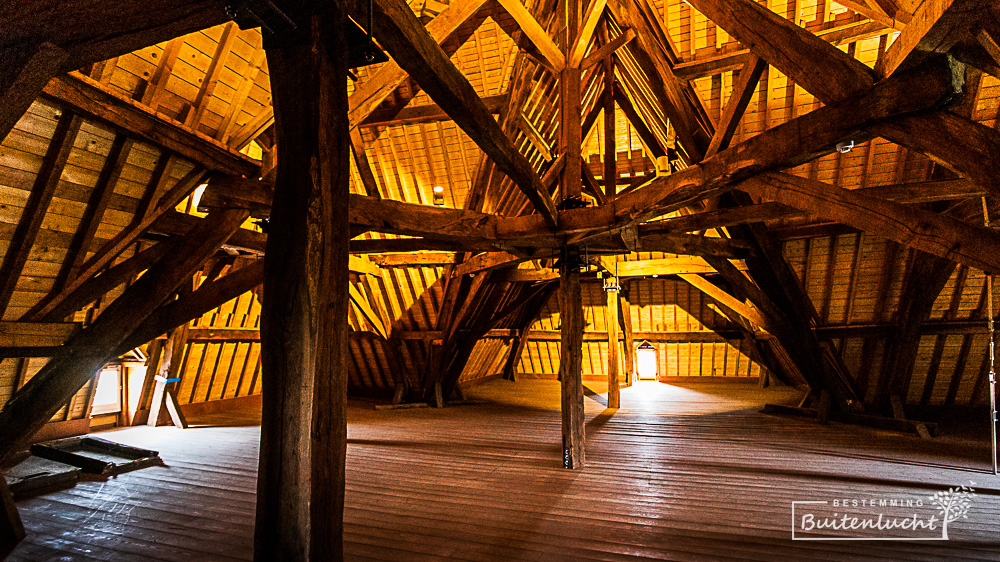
[8,380,1000,560]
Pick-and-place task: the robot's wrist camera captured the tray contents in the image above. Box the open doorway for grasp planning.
[635,342,657,380]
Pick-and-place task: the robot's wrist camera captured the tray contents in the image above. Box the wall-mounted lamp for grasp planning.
[433,185,445,206]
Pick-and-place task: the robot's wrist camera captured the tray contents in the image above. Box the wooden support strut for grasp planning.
[0,206,248,464]
[559,256,585,469]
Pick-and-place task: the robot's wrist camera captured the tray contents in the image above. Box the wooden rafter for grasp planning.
[369,0,558,227]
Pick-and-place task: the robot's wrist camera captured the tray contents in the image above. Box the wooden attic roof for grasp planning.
[0,0,998,455]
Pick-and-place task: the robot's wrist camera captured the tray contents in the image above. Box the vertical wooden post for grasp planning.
[557,0,586,470]
[559,255,585,469]
[619,282,635,386]
[606,279,620,408]
[257,6,350,560]
[602,22,616,198]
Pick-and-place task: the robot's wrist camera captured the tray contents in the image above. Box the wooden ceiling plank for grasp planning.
[0,42,68,142]
[371,0,558,227]
[43,71,258,176]
[0,206,249,464]
[875,0,983,79]
[25,166,208,321]
[0,113,81,317]
[741,171,1000,273]
[214,40,266,145]
[57,136,135,294]
[704,56,767,159]
[140,37,183,111]
[187,22,238,128]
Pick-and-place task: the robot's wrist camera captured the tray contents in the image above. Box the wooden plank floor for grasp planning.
[8,380,1000,560]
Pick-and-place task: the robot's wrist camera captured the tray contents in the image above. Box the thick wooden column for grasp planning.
[256,6,350,560]
[605,279,620,408]
[559,256,585,468]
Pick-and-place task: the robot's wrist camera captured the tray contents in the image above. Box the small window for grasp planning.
[635,342,657,380]
[91,365,123,416]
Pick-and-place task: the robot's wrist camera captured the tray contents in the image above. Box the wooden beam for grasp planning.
[57,136,133,292]
[678,273,769,330]
[618,281,635,385]
[349,283,388,339]
[743,172,1000,273]
[29,241,175,323]
[569,0,607,67]
[637,233,751,258]
[187,22,237,127]
[0,42,67,142]
[581,28,635,70]
[256,7,350,558]
[693,0,999,201]
[367,252,460,266]
[517,112,554,161]
[605,279,620,408]
[118,260,264,354]
[686,0,875,103]
[361,94,507,128]
[875,0,983,79]
[23,167,207,321]
[705,56,767,159]
[370,0,558,227]
[559,262,585,468]
[609,0,715,160]
[0,113,81,316]
[0,476,24,557]
[875,251,956,410]
[147,324,189,428]
[495,0,566,72]
[0,206,248,464]
[348,0,490,128]
[672,22,886,80]
[639,202,797,234]
[43,72,258,176]
[602,27,617,199]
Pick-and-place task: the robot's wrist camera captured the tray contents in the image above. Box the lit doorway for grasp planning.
[91,364,123,418]
[635,342,657,380]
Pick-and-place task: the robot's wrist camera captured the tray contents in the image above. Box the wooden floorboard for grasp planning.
[8,380,1000,560]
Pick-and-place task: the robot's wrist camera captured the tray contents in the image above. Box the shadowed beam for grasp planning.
[688,0,1000,199]
[43,72,259,176]
[875,0,985,79]
[0,0,229,140]
[0,207,248,464]
[741,171,1000,273]
[367,0,558,227]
